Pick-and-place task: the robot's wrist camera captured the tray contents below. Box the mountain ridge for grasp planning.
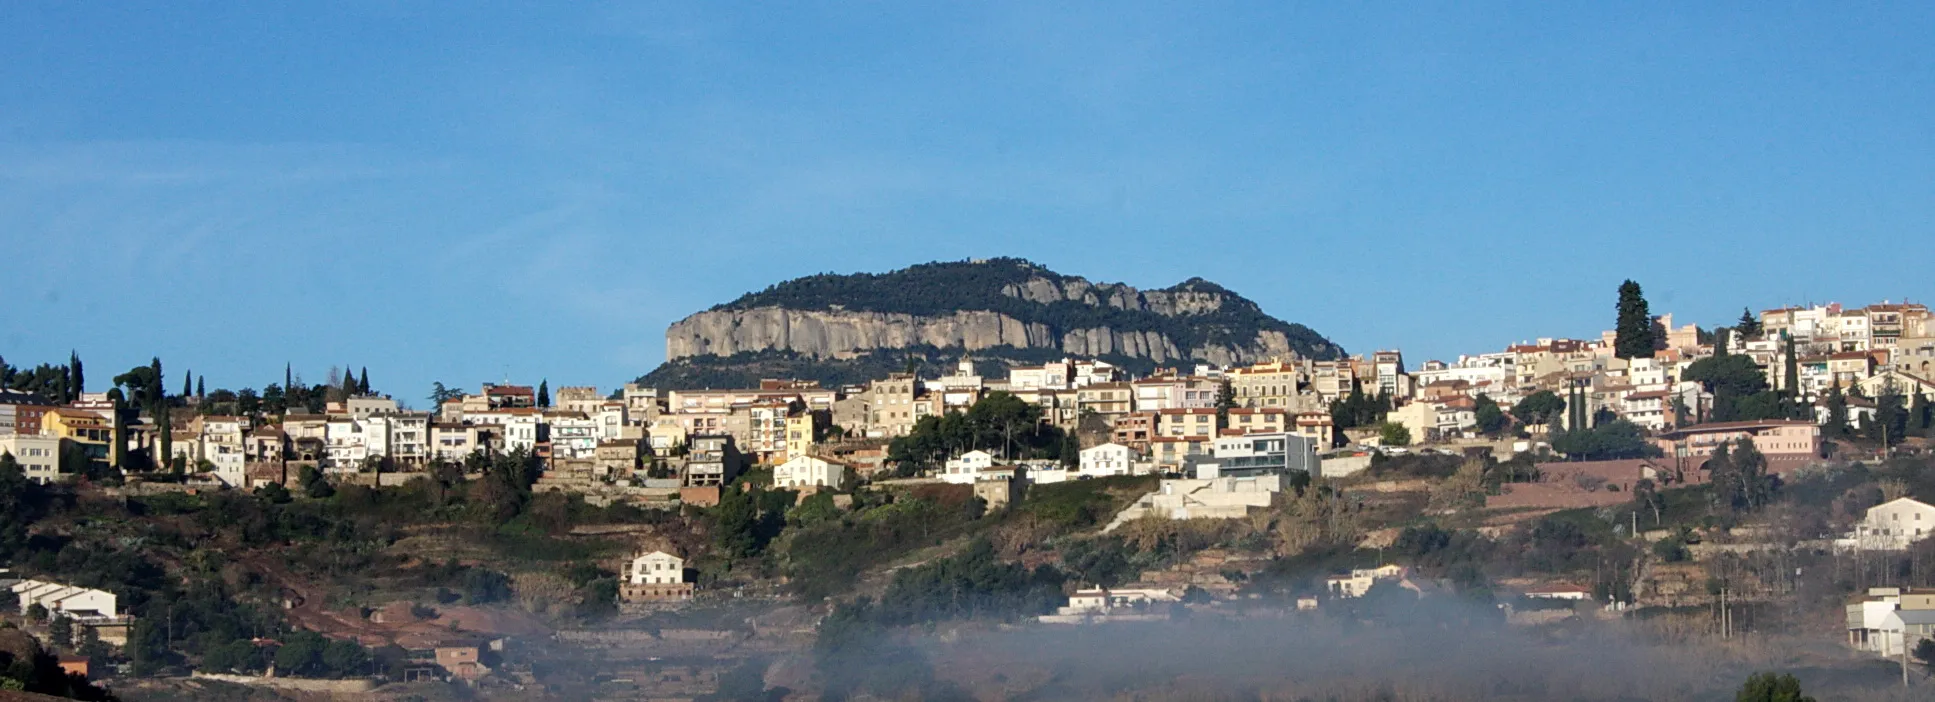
[643,258,1341,388]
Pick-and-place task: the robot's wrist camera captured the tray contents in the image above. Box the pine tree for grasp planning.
[1735,308,1762,338]
[359,367,371,395]
[537,380,551,408]
[68,351,83,399]
[341,364,358,395]
[1614,280,1655,360]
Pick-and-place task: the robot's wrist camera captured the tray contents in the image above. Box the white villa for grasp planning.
[774,455,852,491]
[1845,497,1935,551]
[941,450,996,484]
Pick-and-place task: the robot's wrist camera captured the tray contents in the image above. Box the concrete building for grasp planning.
[683,434,742,487]
[1191,432,1318,479]
[0,433,61,483]
[1847,587,1935,658]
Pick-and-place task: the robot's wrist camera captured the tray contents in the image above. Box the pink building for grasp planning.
[1651,420,1820,475]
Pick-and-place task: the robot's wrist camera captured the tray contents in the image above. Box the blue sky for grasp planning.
[3,3,1931,402]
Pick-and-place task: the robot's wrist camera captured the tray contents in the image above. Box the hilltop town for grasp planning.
[3,278,1935,701]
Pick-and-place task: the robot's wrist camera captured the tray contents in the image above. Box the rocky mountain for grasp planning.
[642,258,1341,388]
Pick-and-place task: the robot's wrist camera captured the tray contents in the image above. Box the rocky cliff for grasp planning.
[645,258,1340,388]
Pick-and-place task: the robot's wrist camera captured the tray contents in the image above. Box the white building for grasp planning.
[1041,587,1180,623]
[1846,588,1935,658]
[1326,565,1407,599]
[774,455,852,491]
[628,551,685,585]
[941,450,996,484]
[1194,432,1318,479]
[547,413,601,461]
[1847,497,1935,551]
[9,580,118,621]
[364,413,431,468]
[1078,442,1141,478]
[323,417,369,472]
[0,434,62,484]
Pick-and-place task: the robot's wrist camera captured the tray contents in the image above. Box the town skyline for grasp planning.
[7,4,1935,394]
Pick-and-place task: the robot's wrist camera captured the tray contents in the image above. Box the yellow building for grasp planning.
[43,409,111,444]
[784,411,818,462]
[42,408,114,468]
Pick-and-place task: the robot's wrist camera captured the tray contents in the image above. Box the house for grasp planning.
[1077,442,1142,478]
[595,439,643,477]
[341,396,399,419]
[1524,584,1592,601]
[621,551,694,602]
[1110,413,1156,451]
[1847,587,1935,658]
[1155,408,1219,440]
[1846,497,1935,551]
[1326,565,1408,599]
[941,450,996,484]
[774,454,852,490]
[435,643,490,682]
[10,580,117,620]
[1040,587,1180,623]
[0,434,62,484]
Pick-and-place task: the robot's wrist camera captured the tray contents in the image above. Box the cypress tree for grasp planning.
[538,380,551,408]
[68,351,83,399]
[183,370,194,399]
[1782,333,1801,417]
[285,363,293,393]
[196,375,205,399]
[1714,328,1730,358]
[148,357,163,411]
[1613,280,1654,360]
[359,367,371,395]
[341,364,358,395]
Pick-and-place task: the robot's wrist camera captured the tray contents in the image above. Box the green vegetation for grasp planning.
[887,392,1066,472]
[1550,419,1657,460]
[1734,672,1815,702]
[1614,280,1654,360]
[1683,353,1782,422]
[1511,390,1567,429]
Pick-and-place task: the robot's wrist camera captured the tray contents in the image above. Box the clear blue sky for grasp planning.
[4,3,1931,402]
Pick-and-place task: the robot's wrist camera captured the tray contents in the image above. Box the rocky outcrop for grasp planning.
[667,307,1306,366]
[652,259,1341,385]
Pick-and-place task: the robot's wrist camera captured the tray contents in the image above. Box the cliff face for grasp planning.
[659,259,1340,373]
[666,307,1308,367]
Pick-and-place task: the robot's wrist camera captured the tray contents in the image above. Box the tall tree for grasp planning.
[1735,308,1762,338]
[537,380,551,408]
[285,363,293,393]
[1714,328,1731,358]
[1614,280,1655,360]
[149,357,164,410]
[68,351,83,399]
[197,375,205,399]
[183,369,194,398]
[358,367,371,395]
[1214,377,1236,424]
[340,364,358,395]
[1782,333,1801,418]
